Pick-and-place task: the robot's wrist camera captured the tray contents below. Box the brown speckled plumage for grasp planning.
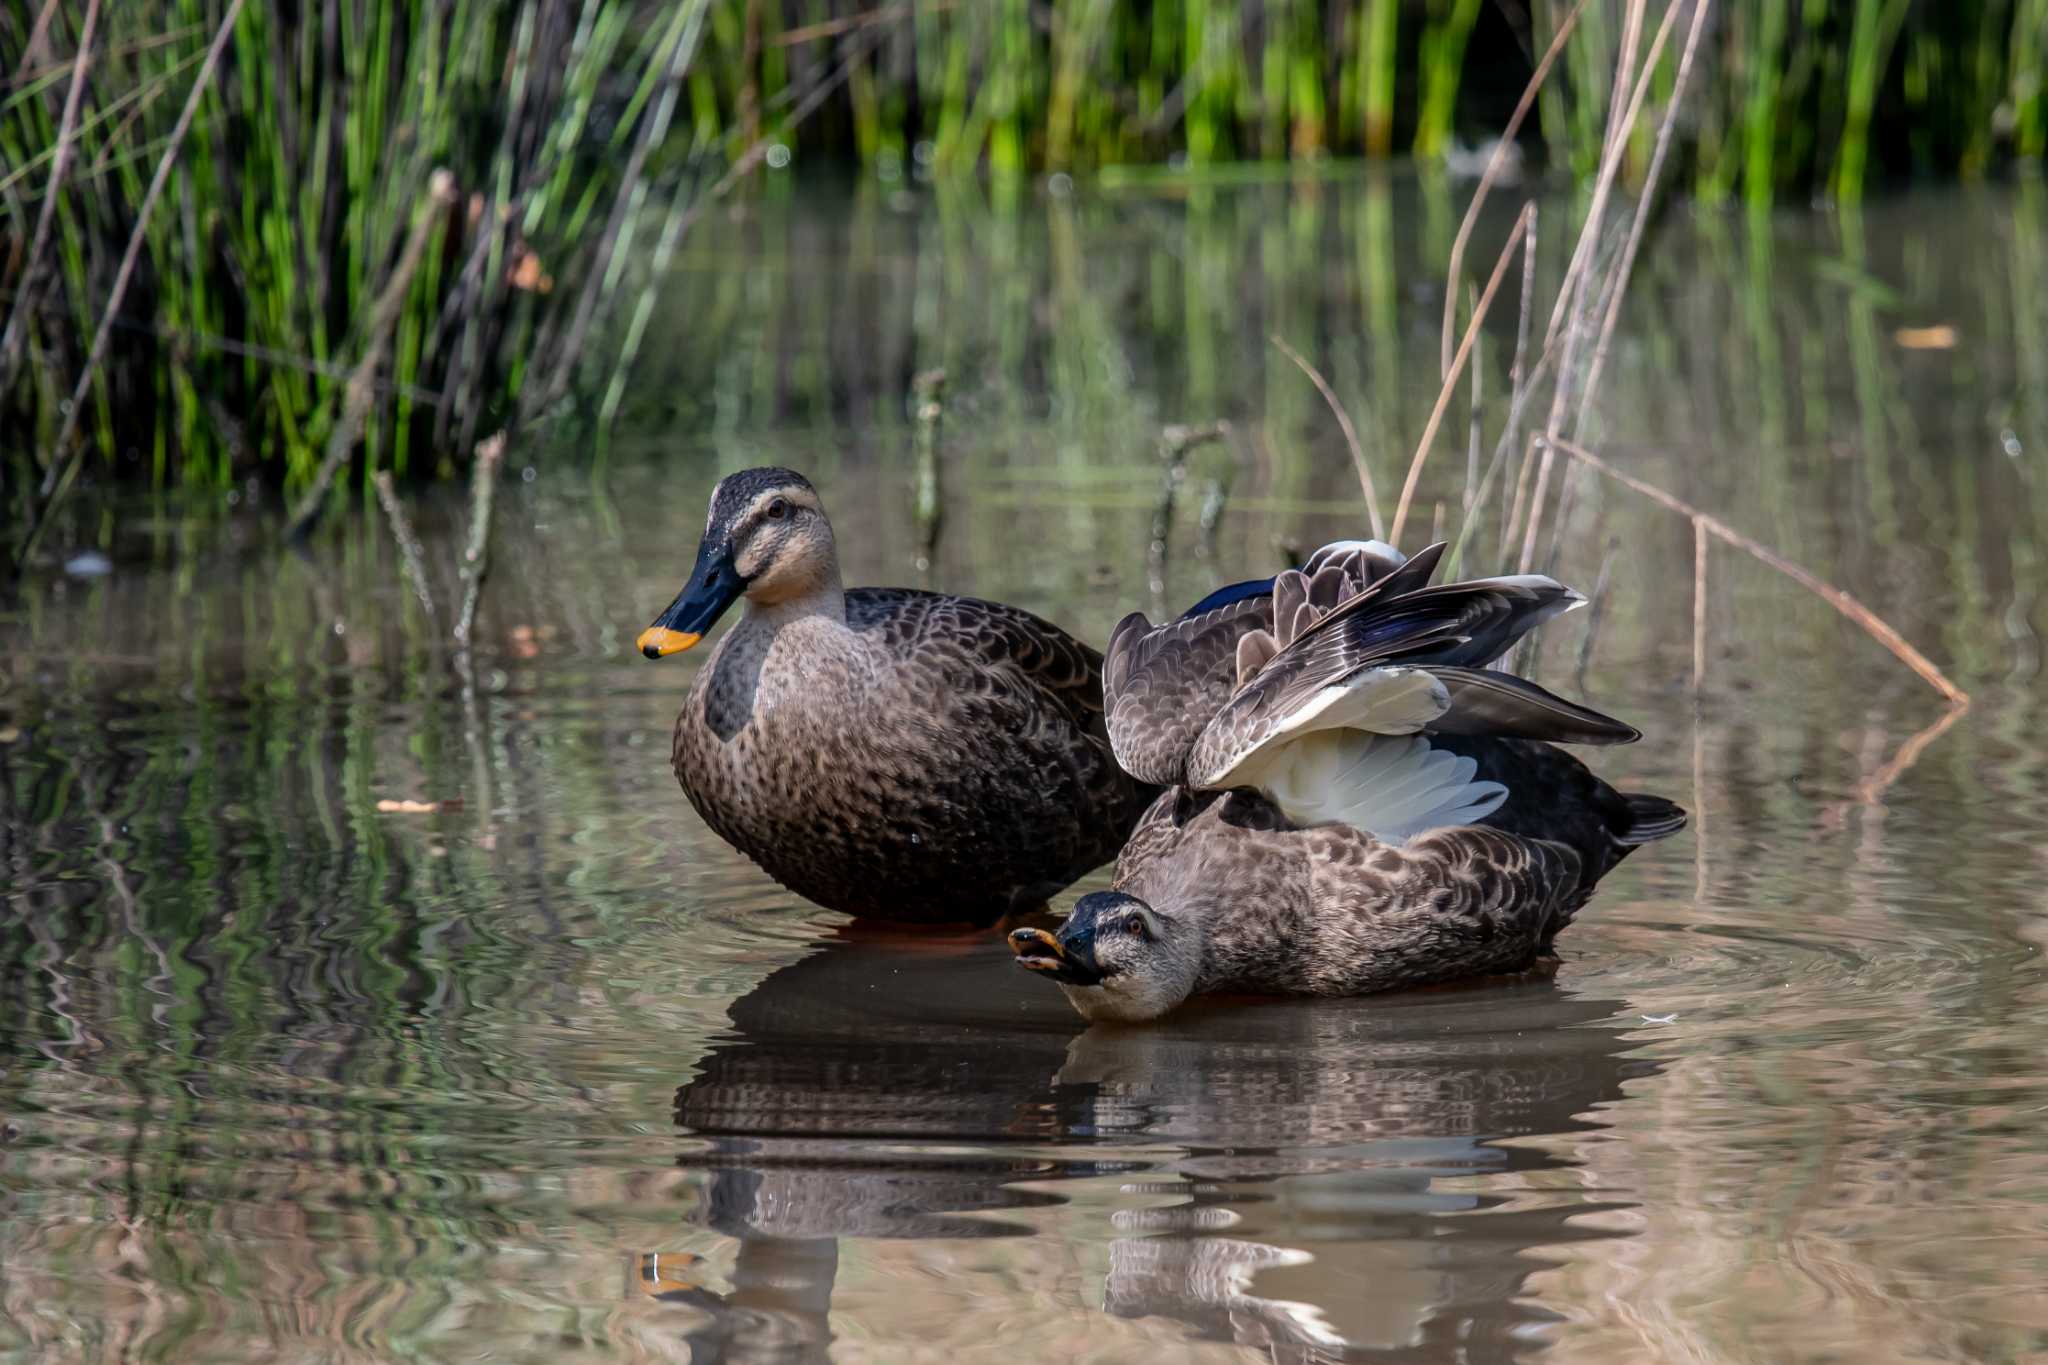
[653,469,1154,925]
[1107,772,1622,1001]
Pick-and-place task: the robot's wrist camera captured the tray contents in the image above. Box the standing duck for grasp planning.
[637,467,1155,925]
[1009,540,1684,1021]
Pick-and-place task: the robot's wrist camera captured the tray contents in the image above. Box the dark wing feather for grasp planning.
[1423,666,1640,745]
[1185,573,1635,789]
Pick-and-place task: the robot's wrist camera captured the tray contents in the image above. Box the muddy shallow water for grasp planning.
[3,174,2047,1362]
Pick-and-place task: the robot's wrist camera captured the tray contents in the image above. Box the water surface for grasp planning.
[3,174,2046,1362]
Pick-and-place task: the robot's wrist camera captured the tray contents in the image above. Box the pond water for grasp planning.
[4,171,2047,1363]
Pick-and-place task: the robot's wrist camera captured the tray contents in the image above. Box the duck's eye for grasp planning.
[765,497,790,520]
[1125,917,1146,938]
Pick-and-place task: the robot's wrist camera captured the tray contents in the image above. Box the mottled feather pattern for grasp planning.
[675,586,1153,924]
[1113,789,1587,998]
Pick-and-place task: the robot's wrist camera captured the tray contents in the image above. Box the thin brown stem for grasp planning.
[1391,202,1536,546]
[1269,334,1382,539]
[1854,703,1967,805]
[1546,436,1969,706]
[1519,0,1691,574]
[454,432,508,648]
[1439,0,1585,379]
[1692,516,1708,690]
[1575,0,1714,436]
[373,471,441,635]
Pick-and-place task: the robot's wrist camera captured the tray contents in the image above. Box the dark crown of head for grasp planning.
[709,467,815,528]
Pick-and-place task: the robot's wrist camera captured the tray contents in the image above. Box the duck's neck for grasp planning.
[737,573,847,637]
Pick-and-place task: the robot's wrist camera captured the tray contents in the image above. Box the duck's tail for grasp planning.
[1616,792,1688,845]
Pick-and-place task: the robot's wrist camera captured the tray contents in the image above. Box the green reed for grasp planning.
[6,0,2048,502]
[1,0,704,507]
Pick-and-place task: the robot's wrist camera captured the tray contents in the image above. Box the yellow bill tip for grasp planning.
[1008,926,1066,968]
[637,626,701,659]
[635,1252,704,1297]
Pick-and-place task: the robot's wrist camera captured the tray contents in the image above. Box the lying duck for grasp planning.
[1010,540,1683,1021]
[638,467,1156,925]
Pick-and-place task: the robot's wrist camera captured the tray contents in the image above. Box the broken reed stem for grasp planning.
[1488,204,1542,558]
[284,169,458,543]
[1854,703,1967,805]
[1438,0,1585,379]
[912,367,945,573]
[0,0,100,397]
[1269,334,1383,540]
[1148,421,1231,604]
[1575,0,1714,435]
[1464,284,1482,517]
[454,432,507,648]
[15,0,245,571]
[373,471,442,634]
[1546,436,1970,707]
[1601,0,1651,165]
[1692,516,1708,689]
[1390,201,1536,546]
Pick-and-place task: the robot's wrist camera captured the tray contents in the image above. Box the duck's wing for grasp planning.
[1103,598,1273,785]
[1103,540,1422,785]
[1185,570,1638,794]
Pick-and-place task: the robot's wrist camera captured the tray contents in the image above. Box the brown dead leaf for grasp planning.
[507,248,553,294]
[1894,324,1958,350]
[376,798,464,814]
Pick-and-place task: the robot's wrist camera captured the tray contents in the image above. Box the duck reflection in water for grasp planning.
[634,927,1658,1363]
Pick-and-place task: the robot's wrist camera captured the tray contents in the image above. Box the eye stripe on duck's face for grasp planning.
[732,488,820,540]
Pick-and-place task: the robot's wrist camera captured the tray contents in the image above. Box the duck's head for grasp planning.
[1009,891,1201,1024]
[638,467,839,658]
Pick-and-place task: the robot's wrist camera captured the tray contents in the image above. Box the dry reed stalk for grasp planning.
[912,367,945,574]
[1600,0,1651,164]
[373,471,441,635]
[771,0,957,47]
[1518,0,1693,574]
[1574,0,1715,436]
[1389,201,1536,546]
[1148,421,1231,606]
[0,0,101,395]
[15,0,246,571]
[1464,284,1482,516]
[1853,704,1967,805]
[1269,334,1383,539]
[1545,436,1969,706]
[454,431,508,648]
[284,169,458,543]
[1541,0,1672,356]
[11,0,63,75]
[1437,0,1586,379]
[1484,204,1543,561]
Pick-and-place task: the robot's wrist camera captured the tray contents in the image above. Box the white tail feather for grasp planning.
[1250,730,1507,845]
